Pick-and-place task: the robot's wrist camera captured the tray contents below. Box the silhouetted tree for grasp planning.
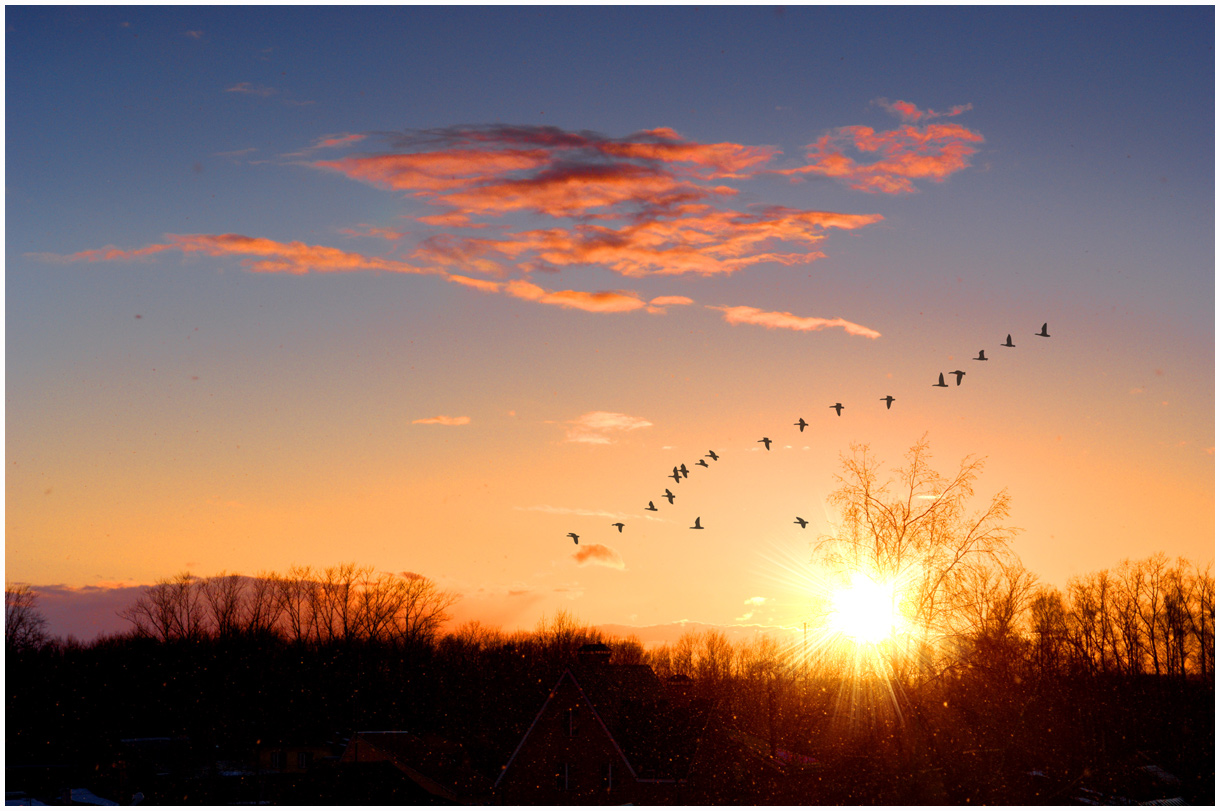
[814,435,1019,681]
[5,583,48,652]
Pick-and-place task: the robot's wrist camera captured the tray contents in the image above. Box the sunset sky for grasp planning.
[6,6,1214,641]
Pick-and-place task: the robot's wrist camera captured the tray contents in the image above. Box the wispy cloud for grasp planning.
[32,233,429,276]
[564,411,652,444]
[709,304,881,338]
[744,596,767,606]
[516,505,641,521]
[225,82,276,97]
[572,543,626,570]
[875,98,973,123]
[340,224,404,241]
[412,415,470,426]
[184,30,204,40]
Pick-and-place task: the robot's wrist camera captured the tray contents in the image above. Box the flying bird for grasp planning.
[1002,334,1015,347]
[663,488,676,504]
[795,417,808,432]
[829,403,844,416]
[795,517,808,529]
[646,501,658,512]
[679,464,689,478]
[952,370,965,385]
[670,468,682,483]
[881,395,895,409]
[690,517,704,530]
[975,350,988,361]
[696,459,709,468]
[758,437,772,451]
[1037,322,1050,337]
[933,373,949,387]
[706,450,719,461]
[611,522,624,533]
[567,532,579,545]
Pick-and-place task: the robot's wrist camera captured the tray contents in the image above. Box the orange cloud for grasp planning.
[412,415,471,426]
[314,133,367,149]
[39,234,428,276]
[485,206,879,278]
[505,280,647,313]
[314,149,553,192]
[710,304,881,338]
[782,106,983,194]
[572,543,626,570]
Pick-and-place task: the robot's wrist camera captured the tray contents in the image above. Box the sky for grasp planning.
[6,6,1214,641]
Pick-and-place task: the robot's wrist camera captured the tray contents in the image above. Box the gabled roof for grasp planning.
[341,731,491,802]
[495,663,711,788]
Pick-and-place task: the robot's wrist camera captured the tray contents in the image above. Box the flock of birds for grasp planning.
[566,323,1051,545]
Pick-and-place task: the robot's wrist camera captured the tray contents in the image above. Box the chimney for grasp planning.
[577,642,612,665]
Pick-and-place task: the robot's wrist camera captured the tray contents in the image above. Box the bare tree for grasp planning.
[1029,586,1068,677]
[5,584,49,652]
[275,565,317,643]
[201,573,245,638]
[242,572,282,634]
[814,436,1019,680]
[394,572,456,647]
[119,572,205,642]
[1189,561,1215,678]
[1112,559,1147,675]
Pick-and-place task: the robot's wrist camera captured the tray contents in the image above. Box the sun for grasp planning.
[828,571,904,644]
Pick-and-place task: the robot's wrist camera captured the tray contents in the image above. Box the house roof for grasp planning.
[496,663,712,787]
[341,731,491,802]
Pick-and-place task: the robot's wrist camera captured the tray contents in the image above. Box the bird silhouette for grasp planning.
[679,464,689,478]
[567,532,579,544]
[1002,334,1015,347]
[881,395,895,409]
[690,517,704,530]
[952,370,965,385]
[795,517,808,529]
[611,522,624,533]
[706,450,719,461]
[1037,322,1049,337]
[795,417,808,432]
[646,501,658,512]
[934,373,949,387]
[663,488,676,505]
[696,459,709,468]
[975,349,988,361]
[670,468,682,483]
[759,437,772,451]
[829,403,844,416]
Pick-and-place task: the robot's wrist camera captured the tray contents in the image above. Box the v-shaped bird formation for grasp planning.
[566,323,1053,546]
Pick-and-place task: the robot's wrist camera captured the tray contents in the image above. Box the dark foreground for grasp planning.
[6,633,1214,805]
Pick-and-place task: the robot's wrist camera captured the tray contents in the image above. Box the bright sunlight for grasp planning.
[828,572,904,644]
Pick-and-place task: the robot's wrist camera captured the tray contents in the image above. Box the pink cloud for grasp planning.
[572,543,626,570]
[412,415,471,426]
[38,234,429,276]
[875,98,973,123]
[340,224,404,240]
[710,304,881,338]
[780,106,983,194]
